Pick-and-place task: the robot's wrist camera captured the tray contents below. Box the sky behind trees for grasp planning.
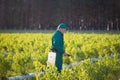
[0,0,120,30]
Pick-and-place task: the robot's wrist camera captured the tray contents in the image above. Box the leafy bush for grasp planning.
[0,32,120,79]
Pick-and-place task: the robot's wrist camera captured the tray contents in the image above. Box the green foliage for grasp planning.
[37,58,120,80]
[0,32,120,80]
[0,53,12,78]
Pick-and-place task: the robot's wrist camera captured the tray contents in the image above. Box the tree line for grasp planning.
[0,0,120,30]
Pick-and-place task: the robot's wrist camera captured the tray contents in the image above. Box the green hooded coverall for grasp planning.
[52,30,65,72]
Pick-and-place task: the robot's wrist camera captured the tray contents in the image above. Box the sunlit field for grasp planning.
[0,31,120,80]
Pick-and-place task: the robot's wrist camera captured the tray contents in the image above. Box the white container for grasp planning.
[47,52,56,66]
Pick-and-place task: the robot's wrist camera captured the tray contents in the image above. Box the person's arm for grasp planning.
[52,34,71,56]
[63,52,71,56]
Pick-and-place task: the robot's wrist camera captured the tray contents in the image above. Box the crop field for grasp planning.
[0,31,120,80]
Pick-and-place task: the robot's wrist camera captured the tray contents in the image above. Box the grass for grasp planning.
[0,29,120,34]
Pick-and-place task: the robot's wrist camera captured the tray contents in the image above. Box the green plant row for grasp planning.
[0,32,120,79]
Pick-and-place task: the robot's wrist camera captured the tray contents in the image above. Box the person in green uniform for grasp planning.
[51,23,70,72]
